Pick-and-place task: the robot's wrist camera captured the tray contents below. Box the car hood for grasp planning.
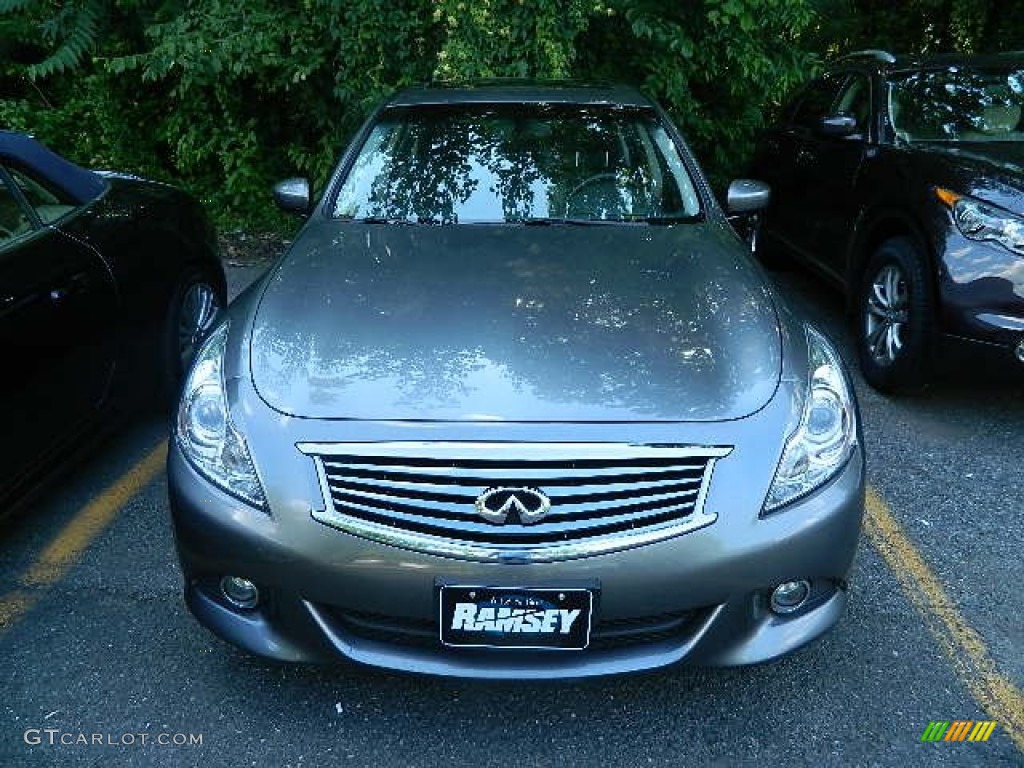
[249,223,782,422]
[927,142,1024,175]
[917,143,1024,209]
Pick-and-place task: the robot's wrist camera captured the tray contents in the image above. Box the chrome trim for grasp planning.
[298,442,732,563]
[976,312,1024,332]
[299,441,732,461]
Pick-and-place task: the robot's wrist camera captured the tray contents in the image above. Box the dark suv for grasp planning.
[752,50,1024,392]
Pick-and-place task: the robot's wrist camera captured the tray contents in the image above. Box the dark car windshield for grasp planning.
[889,66,1024,143]
[332,104,701,224]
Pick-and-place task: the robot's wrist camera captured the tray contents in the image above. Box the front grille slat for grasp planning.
[320,462,708,487]
[299,442,731,562]
[326,496,699,542]
[323,483,700,528]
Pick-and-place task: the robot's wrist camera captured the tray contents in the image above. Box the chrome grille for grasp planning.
[298,442,731,562]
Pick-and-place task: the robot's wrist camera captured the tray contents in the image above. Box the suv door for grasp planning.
[0,166,117,498]
[756,74,847,266]
[797,73,874,280]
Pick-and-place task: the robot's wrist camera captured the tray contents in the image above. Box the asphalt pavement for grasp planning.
[1,256,1021,767]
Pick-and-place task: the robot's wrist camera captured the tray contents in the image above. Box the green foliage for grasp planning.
[0,0,1016,231]
[434,0,591,79]
[101,0,444,228]
[807,0,1024,57]
[578,0,819,185]
[30,0,105,77]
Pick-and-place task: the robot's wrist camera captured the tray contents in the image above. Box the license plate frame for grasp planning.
[439,586,593,650]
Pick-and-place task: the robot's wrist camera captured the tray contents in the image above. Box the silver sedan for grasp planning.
[168,83,864,678]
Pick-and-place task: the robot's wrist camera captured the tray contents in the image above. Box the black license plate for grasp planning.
[439,586,592,650]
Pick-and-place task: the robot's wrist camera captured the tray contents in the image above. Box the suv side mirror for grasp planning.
[273,178,312,215]
[819,113,860,138]
[726,179,771,214]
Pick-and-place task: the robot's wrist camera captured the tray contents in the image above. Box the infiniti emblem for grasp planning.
[475,487,552,525]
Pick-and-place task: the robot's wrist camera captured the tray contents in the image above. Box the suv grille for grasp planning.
[298,442,730,562]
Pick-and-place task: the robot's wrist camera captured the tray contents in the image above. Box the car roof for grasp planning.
[386,81,655,109]
[0,130,107,204]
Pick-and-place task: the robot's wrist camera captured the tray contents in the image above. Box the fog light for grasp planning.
[220,576,259,609]
[1015,339,1024,363]
[770,580,811,614]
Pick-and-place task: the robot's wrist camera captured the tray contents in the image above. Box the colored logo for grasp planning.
[920,721,998,742]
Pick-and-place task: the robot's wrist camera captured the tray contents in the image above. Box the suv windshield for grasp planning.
[889,66,1024,143]
[332,104,701,224]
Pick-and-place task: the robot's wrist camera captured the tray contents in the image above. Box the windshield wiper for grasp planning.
[518,217,623,226]
[351,216,443,225]
[350,216,413,224]
[615,213,703,225]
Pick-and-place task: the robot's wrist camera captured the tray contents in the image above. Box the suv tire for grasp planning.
[856,237,934,393]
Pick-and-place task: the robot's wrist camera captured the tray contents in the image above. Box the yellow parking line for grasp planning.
[865,486,1024,752]
[0,441,167,631]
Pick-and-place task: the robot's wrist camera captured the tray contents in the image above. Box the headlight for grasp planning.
[764,326,858,513]
[935,187,1024,256]
[176,322,266,508]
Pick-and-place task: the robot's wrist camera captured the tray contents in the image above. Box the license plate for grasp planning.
[439,586,592,650]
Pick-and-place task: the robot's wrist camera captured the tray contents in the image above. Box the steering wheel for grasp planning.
[565,172,624,219]
[567,172,620,203]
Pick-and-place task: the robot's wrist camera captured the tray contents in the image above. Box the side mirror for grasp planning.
[726,179,771,214]
[819,113,860,138]
[273,178,312,215]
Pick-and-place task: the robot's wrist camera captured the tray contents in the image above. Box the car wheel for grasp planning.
[856,237,934,393]
[161,271,224,404]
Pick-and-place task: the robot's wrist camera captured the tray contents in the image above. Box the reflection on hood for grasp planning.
[250,223,782,422]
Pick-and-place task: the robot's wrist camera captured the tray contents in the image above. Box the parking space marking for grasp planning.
[865,486,1024,752]
[0,441,167,631]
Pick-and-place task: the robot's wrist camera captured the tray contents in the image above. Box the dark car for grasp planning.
[0,131,226,513]
[752,50,1024,392]
[168,83,865,678]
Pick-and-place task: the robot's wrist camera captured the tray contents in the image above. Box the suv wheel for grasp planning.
[857,237,934,393]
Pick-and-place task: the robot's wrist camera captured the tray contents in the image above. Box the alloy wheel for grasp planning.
[178,282,221,371]
[864,263,909,366]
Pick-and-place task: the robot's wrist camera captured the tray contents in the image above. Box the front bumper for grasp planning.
[939,234,1024,359]
[168,439,865,679]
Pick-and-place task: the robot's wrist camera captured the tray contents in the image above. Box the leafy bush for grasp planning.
[1,0,1013,231]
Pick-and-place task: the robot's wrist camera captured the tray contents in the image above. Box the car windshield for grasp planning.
[332,103,702,224]
[888,66,1024,143]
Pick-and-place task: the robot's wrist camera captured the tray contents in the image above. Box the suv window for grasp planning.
[889,66,1024,142]
[790,76,845,130]
[835,75,871,133]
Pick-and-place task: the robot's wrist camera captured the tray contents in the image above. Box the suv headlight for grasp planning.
[176,322,266,508]
[936,187,1024,256]
[764,326,858,513]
